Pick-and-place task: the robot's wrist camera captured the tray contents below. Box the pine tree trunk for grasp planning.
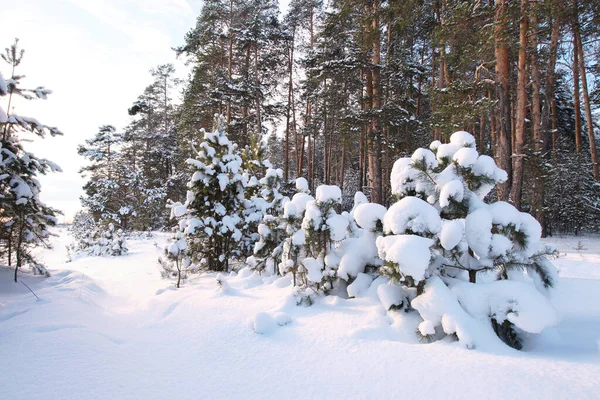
[546,1,561,153]
[530,5,545,234]
[494,0,512,201]
[226,0,233,128]
[573,26,582,153]
[575,23,599,181]
[510,0,529,210]
[254,44,262,139]
[367,0,383,204]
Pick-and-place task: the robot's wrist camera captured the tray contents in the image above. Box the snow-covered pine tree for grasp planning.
[377,131,558,349]
[78,125,134,228]
[279,178,314,286]
[122,64,182,230]
[158,213,192,288]
[247,166,291,275]
[67,214,128,259]
[336,193,386,295]
[297,184,349,294]
[172,115,247,272]
[0,39,62,281]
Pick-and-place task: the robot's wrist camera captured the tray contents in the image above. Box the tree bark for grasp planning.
[530,4,545,234]
[575,15,600,181]
[573,31,582,153]
[510,0,529,210]
[494,0,512,201]
[546,1,561,153]
[367,0,383,204]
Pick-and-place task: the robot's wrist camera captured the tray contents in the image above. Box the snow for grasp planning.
[450,130,476,148]
[326,214,348,241]
[453,147,479,168]
[295,177,309,193]
[383,197,442,235]
[302,257,323,283]
[440,219,465,250]
[347,273,373,298]
[412,148,438,169]
[439,180,464,208]
[448,279,558,334]
[1,228,600,399]
[353,203,386,231]
[377,283,408,310]
[376,234,434,281]
[315,185,342,204]
[284,193,313,218]
[0,105,7,123]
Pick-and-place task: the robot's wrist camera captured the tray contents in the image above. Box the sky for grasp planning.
[1,0,204,222]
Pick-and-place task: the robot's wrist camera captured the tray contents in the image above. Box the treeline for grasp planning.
[80,0,600,235]
[174,0,600,235]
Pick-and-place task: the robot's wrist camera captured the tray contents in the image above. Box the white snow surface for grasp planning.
[1,228,599,399]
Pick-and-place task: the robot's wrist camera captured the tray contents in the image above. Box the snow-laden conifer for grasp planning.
[378,131,558,349]
[0,39,62,281]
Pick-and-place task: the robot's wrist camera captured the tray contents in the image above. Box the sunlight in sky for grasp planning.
[1,0,204,221]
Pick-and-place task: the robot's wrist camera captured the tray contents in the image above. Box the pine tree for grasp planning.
[172,115,247,272]
[0,39,62,281]
[378,131,558,349]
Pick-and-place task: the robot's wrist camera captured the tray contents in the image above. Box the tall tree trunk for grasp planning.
[575,16,600,181]
[368,0,383,204]
[226,0,234,128]
[546,1,561,153]
[510,0,529,209]
[494,0,512,201]
[530,5,545,234]
[254,44,262,140]
[573,32,582,153]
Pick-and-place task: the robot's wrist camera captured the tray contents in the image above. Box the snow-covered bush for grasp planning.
[68,219,128,259]
[158,228,194,288]
[378,131,558,349]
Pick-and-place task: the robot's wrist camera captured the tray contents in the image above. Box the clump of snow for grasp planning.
[449,279,558,334]
[449,131,476,148]
[412,148,438,170]
[354,203,386,231]
[253,312,277,334]
[377,284,409,310]
[439,180,464,208]
[295,177,309,193]
[326,214,349,242]
[353,191,368,208]
[376,235,434,282]
[383,197,441,236]
[302,258,323,283]
[315,185,342,204]
[453,147,479,168]
[347,273,374,298]
[440,219,465,251]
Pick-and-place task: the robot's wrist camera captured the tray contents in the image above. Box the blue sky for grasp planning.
[1,0,204,221]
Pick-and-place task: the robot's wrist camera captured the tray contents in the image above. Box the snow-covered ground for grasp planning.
[1,229,599,399]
